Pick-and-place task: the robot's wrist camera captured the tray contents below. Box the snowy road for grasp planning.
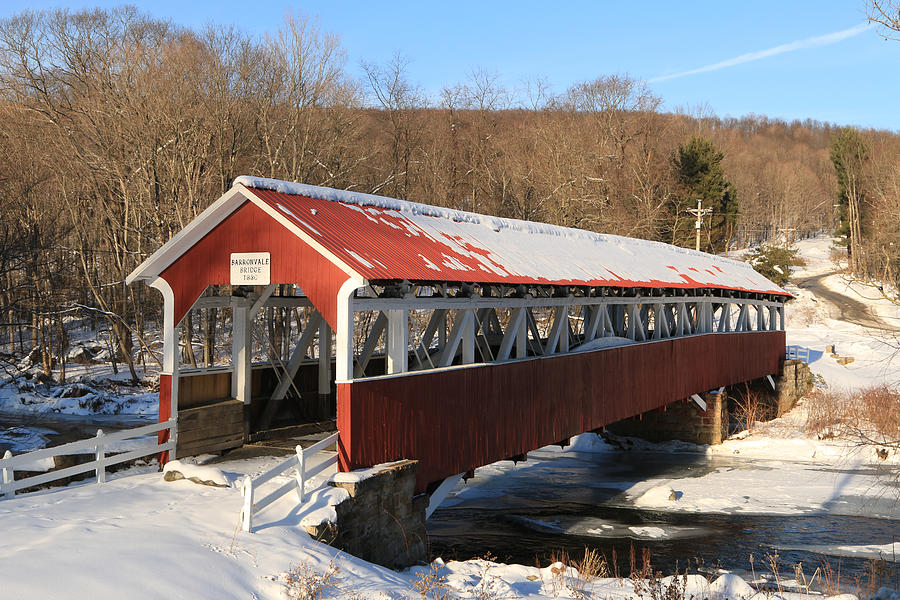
[797,272,900,332]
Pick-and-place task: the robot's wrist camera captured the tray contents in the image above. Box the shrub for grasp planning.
[744,246,805,286]
[731,385,776,434]
[283,561,340,600]
[412,562,456,600]
[804,385,900,452]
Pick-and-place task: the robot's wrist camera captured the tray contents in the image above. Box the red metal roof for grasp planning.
[238,178,788,297]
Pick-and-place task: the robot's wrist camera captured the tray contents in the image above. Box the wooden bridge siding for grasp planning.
[337,331,786,494]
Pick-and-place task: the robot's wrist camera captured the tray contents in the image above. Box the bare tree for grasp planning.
[868,0,900,40]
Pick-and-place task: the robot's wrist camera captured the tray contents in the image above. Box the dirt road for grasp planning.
[796,272,900,332]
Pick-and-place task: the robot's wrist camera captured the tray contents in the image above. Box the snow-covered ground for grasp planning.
[784,236,899,389]
[1,235,898,598]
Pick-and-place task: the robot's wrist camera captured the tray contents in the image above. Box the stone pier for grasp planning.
[303,459,428,570]
[607,390,727,445]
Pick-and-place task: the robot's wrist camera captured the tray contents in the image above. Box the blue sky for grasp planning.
[3,1,898,130]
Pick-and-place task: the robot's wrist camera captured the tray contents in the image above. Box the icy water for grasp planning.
[0,411,155,454]
[428,449,900,588]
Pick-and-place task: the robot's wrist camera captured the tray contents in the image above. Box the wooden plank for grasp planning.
[178,372,232,408]
[177,410,242,429]
[177,430,243,447]
[178,438,243,457]
[175,399,244,456]
[176,426,243,445]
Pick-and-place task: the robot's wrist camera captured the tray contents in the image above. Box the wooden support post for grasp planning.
[612,304,626,337]
[437,309,473,367]
[515,310,527,357]
[626,304,646,341]
[259,311,325,430]
[716,303,726,332]
[421,309,447,351]
[335,280,360,383]
[597,305,611,338]
[150,278,179,461]
[584,305,600,342]
[462,309,475,364]
[525,308,544,356]
[497,308,525,361]
[736,304,749,332]
[386,309,409,374]
[652,303,664,339]
[232,301,252,404]
[544,306,565,354]
[318,320,332,395]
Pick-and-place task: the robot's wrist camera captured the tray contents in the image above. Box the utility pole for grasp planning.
[687,199,713,252]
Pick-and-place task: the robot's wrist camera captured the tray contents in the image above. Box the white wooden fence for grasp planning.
[240,432,338,533]
[0,420,176,499]
[786,345,811,363]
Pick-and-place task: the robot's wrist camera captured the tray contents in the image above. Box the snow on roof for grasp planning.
[235,176,788,297]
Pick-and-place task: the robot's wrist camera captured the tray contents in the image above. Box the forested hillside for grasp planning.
[1,8,897,379]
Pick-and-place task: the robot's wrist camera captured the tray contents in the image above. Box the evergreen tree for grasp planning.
[668,136,739,253]
[829,127,868,272]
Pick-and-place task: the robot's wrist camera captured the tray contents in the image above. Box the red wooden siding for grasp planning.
[337,331,786,493]
[158,200,350,329]
[158,374,172,463]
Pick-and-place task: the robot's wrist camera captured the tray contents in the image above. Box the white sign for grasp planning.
[230,252,271,285]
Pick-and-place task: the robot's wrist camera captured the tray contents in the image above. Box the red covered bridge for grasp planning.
[127,176,789,496]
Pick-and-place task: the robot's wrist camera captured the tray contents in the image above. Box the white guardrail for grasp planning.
[0,420,176,499]
[786,345,811,363]
[240,432,339,533]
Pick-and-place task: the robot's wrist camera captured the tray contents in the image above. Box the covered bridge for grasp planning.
[127,176,790,494]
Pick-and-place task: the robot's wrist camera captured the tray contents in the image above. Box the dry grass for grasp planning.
[731,385,776,434]
[545,548,611,599]
[804,385,900,451]
[630,548,693,600]
[283,561,341,600]
[411,562,456,600]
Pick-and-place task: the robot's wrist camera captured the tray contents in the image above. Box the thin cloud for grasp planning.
[649,22,872,83]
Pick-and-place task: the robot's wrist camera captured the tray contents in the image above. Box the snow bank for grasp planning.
[633,484,680,506]
[0,380,158,417]
[708,573,756,600]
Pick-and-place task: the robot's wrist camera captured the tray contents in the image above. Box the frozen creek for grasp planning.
[429,444,900,589]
